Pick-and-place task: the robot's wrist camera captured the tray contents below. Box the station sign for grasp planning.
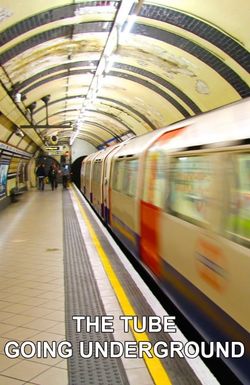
[45,146,64,155]
[0,141,32,158]
[45,146,61,151]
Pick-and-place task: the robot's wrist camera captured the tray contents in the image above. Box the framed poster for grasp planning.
[0,161,9,198]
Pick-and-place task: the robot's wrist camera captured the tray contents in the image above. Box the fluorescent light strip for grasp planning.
[71,0,137,145]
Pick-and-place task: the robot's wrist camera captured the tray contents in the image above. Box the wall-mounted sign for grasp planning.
[0,141,32,158]
[45,146,64,155]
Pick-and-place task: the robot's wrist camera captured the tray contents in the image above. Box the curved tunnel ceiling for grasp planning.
[0,0,249,149]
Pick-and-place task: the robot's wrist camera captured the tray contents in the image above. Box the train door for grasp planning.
[102,144,129,224]
[140,129,181,276]
[80,159,86,194]
[103,156,110,222]
[85,152,99,202]
[92,159,102,214]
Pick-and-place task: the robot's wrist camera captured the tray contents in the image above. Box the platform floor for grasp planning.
[0,185,219,385]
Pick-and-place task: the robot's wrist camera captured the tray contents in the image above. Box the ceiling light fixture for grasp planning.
[74,3,117,17]
[70,0,138,145]
[122,14,137,36]
[104,55,116,74]
[14,92,22,103]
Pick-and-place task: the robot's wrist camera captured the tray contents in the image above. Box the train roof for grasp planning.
[158,98,250,152]
[92,145,119,162]
[111,98,250,158]
[84,151,99,162]
[84,98,249,161]
[111,126,171,159]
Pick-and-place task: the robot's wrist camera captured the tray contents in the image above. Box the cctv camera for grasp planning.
[50,135,58,144]
[15,127,24,137]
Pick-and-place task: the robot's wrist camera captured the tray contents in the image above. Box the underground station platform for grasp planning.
[0,185,222,385]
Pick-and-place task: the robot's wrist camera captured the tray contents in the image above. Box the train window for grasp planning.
[112,160,125,191]
[226,152,250,247]
[112,159,138,196]
[122,159,138,197]
[168,155,212,224]
[143,151,166,208]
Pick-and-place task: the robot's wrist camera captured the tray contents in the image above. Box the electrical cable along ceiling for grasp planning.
[0,0,249,149]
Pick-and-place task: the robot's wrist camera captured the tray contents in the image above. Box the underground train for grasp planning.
[80,98,250,384]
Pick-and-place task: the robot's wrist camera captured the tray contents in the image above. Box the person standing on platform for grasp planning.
[36,163,46,191]
[48,163,58,191]
[55,163,59,189]
[61,164,70,189]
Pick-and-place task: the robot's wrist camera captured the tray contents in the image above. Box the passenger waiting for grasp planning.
[61,164,70,189]
[48,163,58,191]
[36,163,46,191]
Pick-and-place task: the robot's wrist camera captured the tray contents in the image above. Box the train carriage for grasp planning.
[80,98,250,384]
[91,145,120,218]
[140,101,250,382]
[81,151,99,202]
[108,128,170,256]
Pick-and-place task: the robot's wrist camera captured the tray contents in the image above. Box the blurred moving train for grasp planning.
[81,98,250,384]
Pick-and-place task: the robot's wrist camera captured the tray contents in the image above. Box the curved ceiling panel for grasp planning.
[0,0,249,149]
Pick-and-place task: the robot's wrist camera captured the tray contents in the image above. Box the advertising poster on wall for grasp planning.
[0,161,9,199]
[17,161,26,185]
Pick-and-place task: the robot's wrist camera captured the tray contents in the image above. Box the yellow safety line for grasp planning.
[71,187,172,385]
